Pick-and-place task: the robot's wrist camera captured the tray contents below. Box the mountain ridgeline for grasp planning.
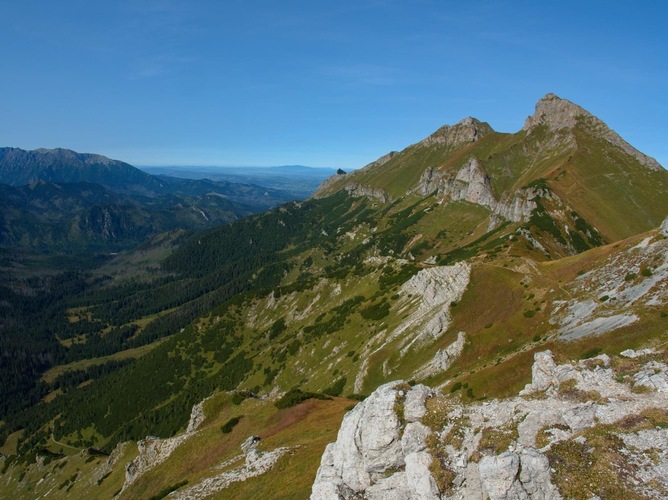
[1,94,667,499]
[0,148,298,252]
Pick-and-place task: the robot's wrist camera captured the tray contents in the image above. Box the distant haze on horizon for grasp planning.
[1,1,666,170]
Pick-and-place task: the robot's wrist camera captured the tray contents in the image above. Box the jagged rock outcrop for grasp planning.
[174,435,291,499]
[519,350,580,395]
[389,263,471,355]
[419,117,493,148]
[524,93,662,171]
[492,184,554,224]
[350,263,469,391]
[416,158,556,229]
[344,183,389,203]
[551,229,668,340]
[412,332,466,380]
[90,442,128,486]
[416,158,494,209]
[122,397,210,491]
[311,381,439,499]
[312,350,668,499]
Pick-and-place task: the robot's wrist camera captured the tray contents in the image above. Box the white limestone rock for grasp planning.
[633,361,668,392]
[620,348,656,358]
[404,384,435,423]
[310,382,435,499]
[401,422,431,455]
[405,451,439,499]
[344,183,389,203]
[661,216,668,237]
[479,450,561,500]
[479,452,523,500]
[520,350,580,395]
[392,263,471,356]
[312,350,668,499]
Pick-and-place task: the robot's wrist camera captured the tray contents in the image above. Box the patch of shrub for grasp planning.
[624,272,637,282]
[274,389,331,409]
[360,300,391,321]
[221,416,243,434]
[323,377,347,397]
[148,480,189,500]
[581,347,603,359]
[523,309,536,318]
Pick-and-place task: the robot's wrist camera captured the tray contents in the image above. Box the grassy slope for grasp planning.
[0,394,351,500]
[2,110,668,496]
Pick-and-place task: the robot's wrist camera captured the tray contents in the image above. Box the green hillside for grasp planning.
[1,94,667,497]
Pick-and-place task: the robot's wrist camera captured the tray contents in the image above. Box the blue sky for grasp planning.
[1,1,666,169]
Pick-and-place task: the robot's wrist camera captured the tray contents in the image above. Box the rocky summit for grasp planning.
[0,95,667,499]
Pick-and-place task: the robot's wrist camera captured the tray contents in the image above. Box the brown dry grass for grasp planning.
[262,399,321,439]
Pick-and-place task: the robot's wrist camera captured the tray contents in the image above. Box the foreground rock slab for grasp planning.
[311,350,668,499]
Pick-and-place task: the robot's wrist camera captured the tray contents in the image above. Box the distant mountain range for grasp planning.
[140,164,338,198]
[0,147,302,251]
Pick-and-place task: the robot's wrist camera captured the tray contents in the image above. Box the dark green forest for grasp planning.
[0,191,385,451]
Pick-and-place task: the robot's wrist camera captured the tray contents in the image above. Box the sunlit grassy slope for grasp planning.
[2,96,667,497]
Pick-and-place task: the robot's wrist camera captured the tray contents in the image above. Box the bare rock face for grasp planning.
[122,397,209,491]
[551,231,668,340]
[90,442,128,486]
[313,349,668,499]
[391,263,471,357]
[310,382,438,499]
[492,184,553,224]
[344,183,390,203]
[633,361,668,392]
[416,158,556,230]
[173,435,291,499]
[419,117,493,148]
[479,451,557,500]
[519,350,581,395]
[523,93,587,132]
[416,157,495,210]
[661,215,668,237]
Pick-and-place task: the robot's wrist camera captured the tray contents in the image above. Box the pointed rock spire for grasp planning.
[523,93,591,132]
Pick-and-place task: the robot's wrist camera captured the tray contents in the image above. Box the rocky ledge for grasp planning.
[311,349,668,499]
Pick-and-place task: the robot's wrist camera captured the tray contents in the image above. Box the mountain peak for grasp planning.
[522,93,592,132]
[523,93,663,171]
[420,116,493,148]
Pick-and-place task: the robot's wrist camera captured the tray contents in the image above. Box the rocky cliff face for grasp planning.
[419,117,493,148]
[312,350,668,499]
[416,158,496,210]
[344,183,390,203]
[415,158,552,227]
[353,263,471,393]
